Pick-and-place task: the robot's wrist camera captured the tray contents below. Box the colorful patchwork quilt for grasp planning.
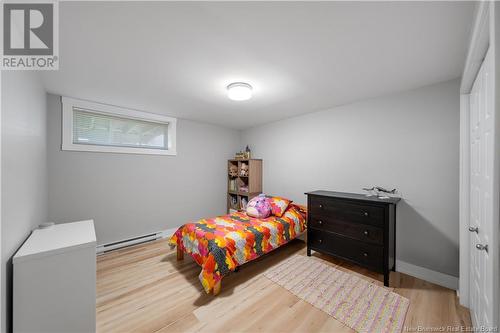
[169,204,307,294]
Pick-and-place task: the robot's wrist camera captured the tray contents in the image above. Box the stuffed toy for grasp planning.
[246,194,271,218]
[228,164,238,177]
[240,163,249,176]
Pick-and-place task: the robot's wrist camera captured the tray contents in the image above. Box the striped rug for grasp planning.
[264,254,410,333]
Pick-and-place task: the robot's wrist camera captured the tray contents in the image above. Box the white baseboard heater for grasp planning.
[96,231,164,254]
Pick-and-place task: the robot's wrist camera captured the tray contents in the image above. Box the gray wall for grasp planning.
[47,94,240,245]
[241,79,460,276]
[1,72,48,332]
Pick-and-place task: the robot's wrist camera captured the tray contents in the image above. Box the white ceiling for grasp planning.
[41,1,475,129]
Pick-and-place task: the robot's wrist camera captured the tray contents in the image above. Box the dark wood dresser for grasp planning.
[306,190,400,286]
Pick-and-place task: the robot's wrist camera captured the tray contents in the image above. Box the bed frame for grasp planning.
[176,246,184,261]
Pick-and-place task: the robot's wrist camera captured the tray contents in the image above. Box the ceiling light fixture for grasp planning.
[227,82,253,101]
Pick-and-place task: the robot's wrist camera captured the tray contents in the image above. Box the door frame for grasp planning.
[459,3,499,327]
[459,1,489,308]
[0,59,2,333]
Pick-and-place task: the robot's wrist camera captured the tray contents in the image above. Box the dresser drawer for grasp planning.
[309,216,383,245]
[309,196,384,226]
[309,229,384,270]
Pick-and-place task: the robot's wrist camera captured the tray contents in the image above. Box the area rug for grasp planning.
[264,255,410,333]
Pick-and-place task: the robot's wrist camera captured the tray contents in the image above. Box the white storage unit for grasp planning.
[13,220,96,333]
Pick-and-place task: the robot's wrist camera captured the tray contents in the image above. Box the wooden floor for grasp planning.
[97,239,471,332]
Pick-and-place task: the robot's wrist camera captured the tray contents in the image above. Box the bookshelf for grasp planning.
[227,159,262,213]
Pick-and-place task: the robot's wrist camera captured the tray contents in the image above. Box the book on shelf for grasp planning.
[229,179,237,192]
[240,197,248,210]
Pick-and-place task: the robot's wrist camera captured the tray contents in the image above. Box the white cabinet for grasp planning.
[13,220,96,333]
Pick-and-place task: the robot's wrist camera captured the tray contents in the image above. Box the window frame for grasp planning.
[61,97,177,156]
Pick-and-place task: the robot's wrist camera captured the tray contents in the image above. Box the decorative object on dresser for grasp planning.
[13,220,96,332]
[362,186,397,199]
[227,159,262,212]
[305,190,400,286]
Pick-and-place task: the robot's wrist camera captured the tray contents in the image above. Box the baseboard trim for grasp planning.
[396,260,458,290]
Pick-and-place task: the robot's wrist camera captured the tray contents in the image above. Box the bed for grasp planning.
[169,203,307,295]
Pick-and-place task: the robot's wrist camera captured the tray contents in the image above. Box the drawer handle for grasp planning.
[363,252,368,257]
[363,230,369,236]
[363,211,369,217]
[318,239,323,244]
[319,204,323,209]
[318,220,323,225]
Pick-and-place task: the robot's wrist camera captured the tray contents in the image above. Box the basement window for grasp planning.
[61,97,177,155]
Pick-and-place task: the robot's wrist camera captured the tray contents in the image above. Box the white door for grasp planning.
[468,47,497,328]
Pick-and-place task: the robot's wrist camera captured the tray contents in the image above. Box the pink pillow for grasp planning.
[246,194,271,218]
